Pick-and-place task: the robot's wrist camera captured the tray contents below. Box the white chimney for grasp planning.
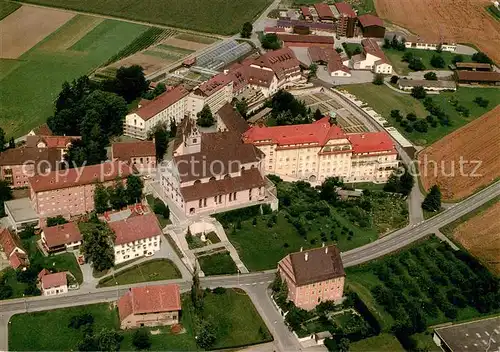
[325,246,328,254]
[305,252,308,261]
[300,247,303,252]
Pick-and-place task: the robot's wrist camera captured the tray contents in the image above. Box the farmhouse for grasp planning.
[0,227,28,270]
[278,245,345,310]
[109,212,162,265]
[28,161,134,220]
[242,117,398,183]
[41,222,82,254]
[357,14,385,38]
[455,62,493,71]
[405,35,457,52]
[350,39,393,74]
[111,141,156,172]
[456,71,500,86]
[118,284,181,329]
[308,47,351,76]
[39,271,68,296]
[277,34,335,48]
[398,78,457,92]
[333,2,357,38]
[123,85,190,140]
[161,104,276,217]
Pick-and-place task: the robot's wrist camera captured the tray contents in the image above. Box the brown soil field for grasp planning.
[375,0,500,64]
[161,37,208,51]
[0,6,74,59]
[418,105,500,201]
[109,52,173,75]
[452,201,500,275]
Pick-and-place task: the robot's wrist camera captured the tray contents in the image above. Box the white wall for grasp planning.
[114,235,161,264]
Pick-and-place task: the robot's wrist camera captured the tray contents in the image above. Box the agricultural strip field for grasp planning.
[374,0,500,64]
[0,0,20,19]
[441,198,500,276]
[15,0,274,35]
[418,106,500,201]
[0,12,150,137]
[342,84,500,145]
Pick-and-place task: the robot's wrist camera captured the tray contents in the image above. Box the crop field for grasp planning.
[16,0,273,35]
[418,106,500,201]
[0,0,20,19]
[0,10,149,137]
[375,0,500,64]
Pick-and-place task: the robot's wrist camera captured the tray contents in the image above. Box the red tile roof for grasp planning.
[357,14,384,27]
[308,47,350,74]
[457,70,500,82]
[0,228,24,257]
[347,132,396,154]
[196,73,233,97]
[25,135,80,149]
[0,147,60,168]
[109,213,162,245]
[133,85,190,121]
[277,34,335,45]
[250,47,301,81]
[314,3,334,19]
[29,161,134,193]
[10,252,28,270]
[38,268,50,281]
[300,6,311,16]
[42,222,82,249]
[42,272,67,289]
[361,38,388,64]
[118,284,181,322]
[112,141,156,163]
[31,123,53,136]
[334,2,356,17]
[264,26,288,33]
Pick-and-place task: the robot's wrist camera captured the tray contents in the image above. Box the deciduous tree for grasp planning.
[125,175,144,205]
[93,183,109,214]
[411,86,427,99]
[430,54,445,68]
[372,73,384,85]
[424,71,437,80]
[46,216,68,227]
[0,180,13,217]
[132,328,151,350]
[240,22,253,38]
[196,104,215,127]
[80,220,115,272]
[422,184,441,212]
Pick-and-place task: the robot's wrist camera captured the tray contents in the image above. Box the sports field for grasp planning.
[15,0,273,35]
[0,9,150,137]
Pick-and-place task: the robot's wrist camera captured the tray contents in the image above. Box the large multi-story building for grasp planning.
[350,39,393,74]
[187,74,234,116]
[111,141,156,173]
[242,117,398,183]
[278,245,345,310]
[123,85,190,140]
[160,103,277,217]
[357,14,385,38]
[28,161,134,220]
[334,2,357,38]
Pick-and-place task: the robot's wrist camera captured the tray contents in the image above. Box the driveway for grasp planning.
[406,70,454,79]
[316,66,374,85]
[455,44,478,56]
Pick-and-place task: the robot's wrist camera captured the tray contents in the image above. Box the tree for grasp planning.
[106,65,149,103]
[320,177,343,204]
[240,22,253,38]
[411,86,427,99]
[424,71,437,80]
[46,216,68,227]
[154,124,169,161]
[430,54,445,68]
[191,266,204,312]
[8,137,15,149]
[196,104,215,127]
[169,119,177,138]
[270,90,309,124]
[406,112,417,121]
[235,99,248,118]
[81,90,128,137]
[197,319,217,349]
[391,34,399,49]
[125,175,143,205]
[402,52,413,62]
[384,164,414,196]
[154,199,170,219]
[372,73,384,85]
[80,220,115,272]
[472,51,493,64]
[390,109,402,119]
[408,57,425,71]
[335,47,343,53]
[313,108,323,121]
[473,96,489,108]
[94,328,123,351]
[422,184,441,212]
[390,75,399,84]
[338,338,350,352]
[109,179,127,210]
[132,328,151,350]
[143,82,166,100]
[260,33,281,50]
[413,119,428,132]
[94,183,109,214]
[452,54,464,64]
[308,63,318,79]
[0,127,6,152]
[0,180,13,217]
[383,38,391,48]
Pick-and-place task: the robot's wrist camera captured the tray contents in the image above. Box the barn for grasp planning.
[357,14,385,38]
[277,34,335,48]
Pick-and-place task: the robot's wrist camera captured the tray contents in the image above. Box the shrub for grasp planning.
[132,328,152,350]
[430,54,445,68]
[390,75,399,84]
[212,287,227,294]
[423,72,437,80]
[373,74,384,85]
[406,113,417,121]
[411,86,427,99]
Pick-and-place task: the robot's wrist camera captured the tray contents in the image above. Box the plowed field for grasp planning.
[375,0,500,64]
[418,106,500,201]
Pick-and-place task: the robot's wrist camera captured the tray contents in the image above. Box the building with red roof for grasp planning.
[350,39,393,74]
[25,135,81,161]
[308,47,351,76]
[109,212,162,264]
[357,14,385,38]
[0,227,28,270]
[300,6,313,21]
[39,271,68,296]
[118,284,181,329]
[111,141,156,172]
[242,117,398,183]
[314,3,335,21]
[278,34,335,48]
[188,73,234,118]
[41,222,82,253]
[334,2,357,37]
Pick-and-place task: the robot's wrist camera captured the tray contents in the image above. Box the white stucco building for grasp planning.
[405,36,457,52]
[351,39,393,74]
[40,271,68,296]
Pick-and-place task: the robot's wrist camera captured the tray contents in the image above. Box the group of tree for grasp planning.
[268,90,312,125]
[240,22,253,39]
[93,175,144,214]
[0,179,12,217]
[0,127,15,152]
[471,51,493,64]
[80,215,116,272]
[372,73,384,85]
[430,54,446,68]
[234,98,248,118]
[383,35,406,51]
[410,86,427,99]
[152,197,170,219]
[46,215,68,227]
[422,97,451,127]
[196,104,215,127]
[342,43,362,58]
[391,109,430,133]
[260,33,282,50]
[384,164,414,196]
[142,82,166,100]
[423,71,437,80]
[421,184,441,212]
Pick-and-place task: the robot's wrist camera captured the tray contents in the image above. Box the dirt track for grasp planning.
[452,201,500,275]
[375,0,500,64]
[418,105,500,201]
[0,6,74,59]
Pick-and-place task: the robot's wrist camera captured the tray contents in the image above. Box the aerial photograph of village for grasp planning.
[0,0,498,350]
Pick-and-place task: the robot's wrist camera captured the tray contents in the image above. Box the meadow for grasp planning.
[0,15,149,137]
[15,0,273,35]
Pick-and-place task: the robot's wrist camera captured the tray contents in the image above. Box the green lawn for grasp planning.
[0,0,20,19]
[408,331,442,352]
[0,15,149,137]
[97,259,181,287]
[383,48,472,75]
[187,288,273,349]
[40,253,83,284]
[145,195,171,228]
[15,0,272,35]
[342,84,500,145]
[350,333,404,351]
[9,297,198,351]
[175,33,219,44]
[198,252,238,276]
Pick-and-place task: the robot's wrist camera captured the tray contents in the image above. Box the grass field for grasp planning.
[9,298,198,351]
[0,0,20,19]
[383,48,472,75]
[15,0,273,35]
[350,333,404,351]
[0,15,149,137]
[97,259,181,287]
[198,252,238,276]
[175,33,218,44]
[342,84,500,145]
